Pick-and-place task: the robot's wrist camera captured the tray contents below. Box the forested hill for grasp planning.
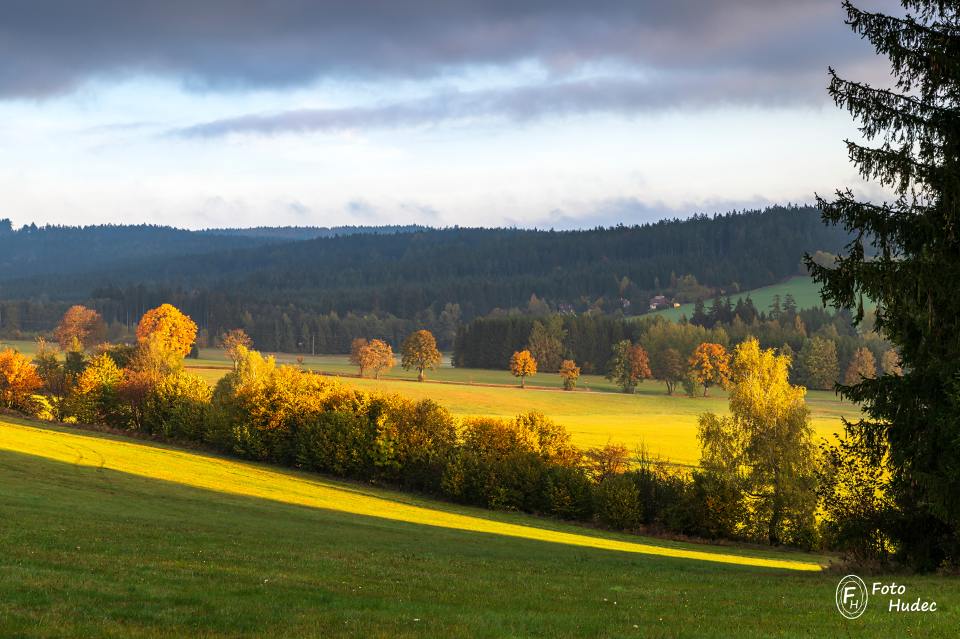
[1,206,848,317]
[197,224,424,241]
[0,223,272,279]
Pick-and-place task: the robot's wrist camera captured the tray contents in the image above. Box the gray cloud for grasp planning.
[174,71,832,137]
[2,1,892,99]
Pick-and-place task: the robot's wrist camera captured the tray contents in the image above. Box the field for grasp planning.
[181,349,859,467]
[0,340,861,466]
[1,416,956,637]
[648,276,851,322]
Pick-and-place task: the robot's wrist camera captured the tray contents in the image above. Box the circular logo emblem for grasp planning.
[836,574,869,619]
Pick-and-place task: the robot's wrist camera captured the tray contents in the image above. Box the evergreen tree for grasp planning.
[797,337,840,391]
[691,299,708,326]
[808,0,960,567]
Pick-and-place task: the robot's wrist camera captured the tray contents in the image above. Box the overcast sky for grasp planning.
[0,0,899,229]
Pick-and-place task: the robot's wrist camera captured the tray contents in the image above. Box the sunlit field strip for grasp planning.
[0,418,823,572]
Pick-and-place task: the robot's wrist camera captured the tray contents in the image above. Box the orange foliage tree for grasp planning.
[400,330,442,381]
[136,304,198,357]
[349,338,369,376]
[689,342,732,396]
[0,348,43,410]
[509,350,537,388]
[606,340,652,393]
[53,305,106,351]
[360,339,395,379]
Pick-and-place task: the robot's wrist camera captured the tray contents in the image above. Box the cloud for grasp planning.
[1,0,890,99]
[173,71,831,137]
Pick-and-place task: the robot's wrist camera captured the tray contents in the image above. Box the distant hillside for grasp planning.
[0,222,272,281]
[0,206,853,350]
[200,225,424,241]
[648,276,875,322]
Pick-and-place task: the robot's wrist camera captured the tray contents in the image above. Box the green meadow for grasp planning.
[1,416,956,638]
[648,276,854,322]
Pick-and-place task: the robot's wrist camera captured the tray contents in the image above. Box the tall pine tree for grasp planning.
[809,0,960,568]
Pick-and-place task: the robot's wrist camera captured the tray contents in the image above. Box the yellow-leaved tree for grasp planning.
[697,338,816,546]
[558,359,580,391]
[136,304,198,358]
[509,350,537,388]
[400,330,442,381]
[219,328,253,369]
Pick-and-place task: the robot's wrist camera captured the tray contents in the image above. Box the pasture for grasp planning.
[0,340,861,466]
[648,276,850,322]
[2,416,956,637]
[182,348,859,466]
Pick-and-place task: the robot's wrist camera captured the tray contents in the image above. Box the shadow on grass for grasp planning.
[0,418,827,572]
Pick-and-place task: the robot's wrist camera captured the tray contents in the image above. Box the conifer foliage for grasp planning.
[809,0,960,567]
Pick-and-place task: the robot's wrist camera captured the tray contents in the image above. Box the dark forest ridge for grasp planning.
[0,206,852,347]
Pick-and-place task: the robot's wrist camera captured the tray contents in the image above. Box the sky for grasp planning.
[0,0,899,230]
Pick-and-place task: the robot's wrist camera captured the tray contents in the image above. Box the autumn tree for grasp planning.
[400,330,442,381]
[606,340,652,393]
[219,328,253,369]
[843,347,876,385]
[584,442,632,482]
[689,342,731,396]
[697,339,817,545]
[797,336,840,390]
[527,316,566,373]
[509,350,537,388]
[362,339,395,380]
[558,359,580,391]
[53,305,106,351]
[136,304,198,358]
[32,339,79,420]
[349,338,369,376]
[880,348,902,376]
[650,347,686,395]
[0,348,43,411]
[73,353,124,426]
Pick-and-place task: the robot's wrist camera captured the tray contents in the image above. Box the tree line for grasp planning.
[454,302,894,393]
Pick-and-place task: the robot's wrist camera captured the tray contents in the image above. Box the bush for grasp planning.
[295,411,375,478]
[449,413,579,512]
[681,372,703,398]
[543,465,594,520]
[384,398,458,493]
[142,372,211,440]
[593,474,642,530]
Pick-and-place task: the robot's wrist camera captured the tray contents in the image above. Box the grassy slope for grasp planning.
[648,276,835,322]
[2,417,956,638]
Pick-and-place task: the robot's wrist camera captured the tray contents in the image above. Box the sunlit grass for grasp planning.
[3,416,959,637]
[0,417,822,571]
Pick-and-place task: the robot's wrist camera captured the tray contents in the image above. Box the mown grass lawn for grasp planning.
[1,417,955,638]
